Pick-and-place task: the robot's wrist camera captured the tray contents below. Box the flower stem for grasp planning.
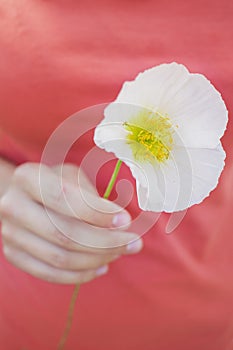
[57,159,122,350]
[57,284,80,350]
[103,160,122,199]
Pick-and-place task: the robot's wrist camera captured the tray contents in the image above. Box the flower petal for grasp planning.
[163,74,228,148]
[94,122,127,148]
[184,144,225,205]
[94,122,138,168]
[94,62,227,213]
[130,162,165,211]
[103,102,144,124]
[156,144,226,212]
[113,62,227,149]
[115,62,190,110]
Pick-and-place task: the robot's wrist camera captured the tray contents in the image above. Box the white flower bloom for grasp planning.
[94,63,228,212]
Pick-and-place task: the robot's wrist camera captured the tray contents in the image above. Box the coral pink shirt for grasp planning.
[0,1,233,349]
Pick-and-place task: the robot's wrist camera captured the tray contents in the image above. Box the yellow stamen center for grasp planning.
[123,109,173,163]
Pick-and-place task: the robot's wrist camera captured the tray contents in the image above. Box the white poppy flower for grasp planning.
[94,63,228,212]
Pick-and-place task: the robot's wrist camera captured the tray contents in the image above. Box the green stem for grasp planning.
[103,160,122,199]
[57,159,122,350]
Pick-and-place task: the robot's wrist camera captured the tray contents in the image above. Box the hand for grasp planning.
[0,163,143,284]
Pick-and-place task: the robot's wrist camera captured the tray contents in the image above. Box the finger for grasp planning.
[2,243,108,285]
[2,221,119,271]
[13,163,131,229]
[52,164,98,195]
[0,189,143,254]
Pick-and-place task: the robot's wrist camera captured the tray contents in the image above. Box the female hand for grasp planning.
[0,162,143,284]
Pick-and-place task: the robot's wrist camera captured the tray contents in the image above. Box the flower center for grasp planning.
[123,109,173,163]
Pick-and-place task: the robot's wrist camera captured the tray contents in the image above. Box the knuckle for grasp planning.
[41,269,96,285]
[53,228,72,247]
[13,163,43,193]
[77,271,95,284]
[76,255,94,270]
[92,255,113,269]
[111,233,136,250]
[0,192,23,221]
[63,163,78,173]
[50,250,69,269]
[49,184,66,207]
[2,244,11,260]
[0,194,13,217]
[13,163,34,183]
[1,223,10,239]
[105,253,119,264]
[41,270,57,283]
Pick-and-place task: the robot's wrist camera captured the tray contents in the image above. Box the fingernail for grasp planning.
[126,239,143,253]
[112,211,131,228]
[96,265,108,276]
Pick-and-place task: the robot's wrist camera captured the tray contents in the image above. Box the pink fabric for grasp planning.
[0,0,233,349]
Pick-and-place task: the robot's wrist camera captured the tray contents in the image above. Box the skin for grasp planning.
[0,159,143,284]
